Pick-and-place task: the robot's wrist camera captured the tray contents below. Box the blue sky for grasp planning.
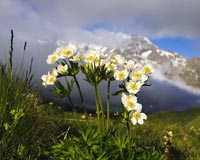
[152,38,200,58]
[0,0,200,58]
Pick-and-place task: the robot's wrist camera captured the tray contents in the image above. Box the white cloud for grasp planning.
[1,0,200,44]
[1,0,200,88]
[37,39,47,46]
[152,67,200,95]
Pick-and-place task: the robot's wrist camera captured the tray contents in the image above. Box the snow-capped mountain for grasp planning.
[108,36,200,90]
[74,36,200,90]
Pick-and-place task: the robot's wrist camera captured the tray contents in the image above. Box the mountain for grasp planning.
[109,36,200,90]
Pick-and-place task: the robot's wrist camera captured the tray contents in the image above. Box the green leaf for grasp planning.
[51,79,75,98]
[112,90,124,96]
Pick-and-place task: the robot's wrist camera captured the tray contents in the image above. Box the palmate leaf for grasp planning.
[112,81,126,96]
[81,63,114,86]
[112,90,124,96]
[119,81,126,89]
[120,105,129,121]
[67,61,80,76]
[66,79,75,95]
[51,80,75,98]
[142,83,152,87]
[51,81,67,98]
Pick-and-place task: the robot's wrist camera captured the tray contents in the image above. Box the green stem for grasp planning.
[64,76,80,127]
[73,75,89,125]
[126,121,131,145]
[67,96,80,127]
[120,148,124,160]
[94,83,105,131]
[106,80,111,130]
[94,83,100,130]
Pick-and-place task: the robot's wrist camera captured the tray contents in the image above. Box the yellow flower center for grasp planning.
[108,63,114,70]
[63,50,73,56]
[134,72,142,78]
[51,55,57,61]
[111,57,117,63]
[88,55,95,62]
[49,77,56,83]
[95,59,101,65]
[127,101,135,108]
[134,112,141,119]
[127,95,132,99]
[144,67,151,74]
[118,72,125,79]
[130,84,137,90]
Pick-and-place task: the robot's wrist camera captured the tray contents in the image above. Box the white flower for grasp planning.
[124,60,135,70]
[121,93,137,105]
[100,53,108,60]
[129,111,147,125]
[83,49,97,64]
[70,51,82,63]
[114,69,129,81]
[57,44,77,59]
[41,74,48,86]
[110,54,125,65]
[130,70,148,82]
[46,54,59,65]
[94,58,103,67]
[52,68,58,76]
[121,93,141,112]
[41,72,57,87]
[57,64,68,74]
[53,47,63,56]
[167,131,173,137]
[125,80,144,94]
[143,64,154,74]
[105,62,117,72]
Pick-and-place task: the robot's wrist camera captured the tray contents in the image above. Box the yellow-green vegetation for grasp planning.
[0,31,59,160]
[143,107,200,159]
[44,107,199,160]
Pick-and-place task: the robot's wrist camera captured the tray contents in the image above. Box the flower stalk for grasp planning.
[94,82,105,131]
[94,83,100,129]
[106,80,111,130]
[73,75,89,125]
[64,76,80,128]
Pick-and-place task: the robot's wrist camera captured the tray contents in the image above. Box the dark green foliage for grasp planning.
[47,126,167,160]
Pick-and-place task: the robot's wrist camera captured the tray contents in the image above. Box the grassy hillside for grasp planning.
[45,106,200,159]
[149,106,200,123]
[143,107,200,159]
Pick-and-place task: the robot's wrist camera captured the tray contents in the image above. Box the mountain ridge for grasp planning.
[111,36,200,90]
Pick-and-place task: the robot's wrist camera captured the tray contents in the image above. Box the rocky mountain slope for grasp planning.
[110,36,200,89]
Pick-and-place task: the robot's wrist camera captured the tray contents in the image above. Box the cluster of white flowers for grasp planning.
[41,45,77,87]
[42,44,154,125]
[119,63,154,125]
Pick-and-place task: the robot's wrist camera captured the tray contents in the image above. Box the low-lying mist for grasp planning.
[38,75,200,114]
